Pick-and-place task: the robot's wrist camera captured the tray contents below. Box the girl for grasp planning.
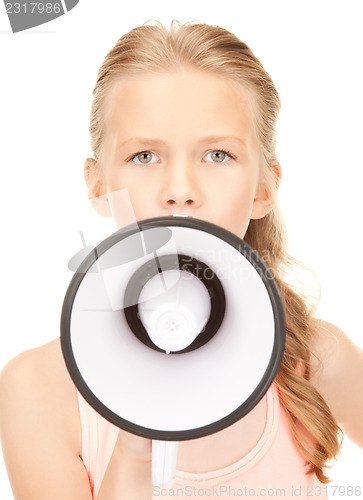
[1,19,362,500]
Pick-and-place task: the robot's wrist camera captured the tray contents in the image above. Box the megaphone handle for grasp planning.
[152,440,179,488]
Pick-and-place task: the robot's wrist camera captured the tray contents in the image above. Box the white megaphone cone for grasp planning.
[61,216,285,488]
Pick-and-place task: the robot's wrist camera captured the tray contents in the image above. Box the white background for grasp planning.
[0,0,362,497]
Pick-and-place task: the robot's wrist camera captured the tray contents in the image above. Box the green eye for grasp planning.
[131,151,159,164]
[138,153,152,163]
[212,151,226,162]
[205,150,233,163]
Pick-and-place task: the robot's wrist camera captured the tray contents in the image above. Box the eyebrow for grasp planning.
[118,135,247,149]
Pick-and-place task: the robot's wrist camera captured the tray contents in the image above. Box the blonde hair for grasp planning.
[88,19,342,481]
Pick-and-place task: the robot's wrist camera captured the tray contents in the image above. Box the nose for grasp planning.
[160,165,202,211]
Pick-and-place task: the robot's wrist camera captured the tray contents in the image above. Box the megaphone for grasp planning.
[61,216,285,487]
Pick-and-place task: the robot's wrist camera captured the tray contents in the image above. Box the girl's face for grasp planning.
[85,69,279,239]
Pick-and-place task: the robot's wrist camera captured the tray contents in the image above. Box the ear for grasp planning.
[250,160,282,220]
[83,158,112,217]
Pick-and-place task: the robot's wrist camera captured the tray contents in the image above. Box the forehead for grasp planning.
[102,69,258,147]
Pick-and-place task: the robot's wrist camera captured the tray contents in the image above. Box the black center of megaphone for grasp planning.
[123,254,226,354]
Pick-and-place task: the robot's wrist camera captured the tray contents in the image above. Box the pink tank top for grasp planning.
[76,385,327,499]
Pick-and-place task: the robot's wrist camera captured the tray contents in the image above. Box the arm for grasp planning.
[0,348,93,500]
[310,320,363,448]
[0,342,153,500]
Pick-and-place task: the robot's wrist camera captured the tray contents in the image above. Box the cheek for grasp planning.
[120,187,152,222]
[102,170,155,227]
[221,179,256,212]
[104,167,151,199]
[218,184,256,237]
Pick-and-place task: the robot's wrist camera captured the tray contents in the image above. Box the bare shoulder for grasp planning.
[310,319,363,446]
[310,319,362,381]
[0,338,81,454]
